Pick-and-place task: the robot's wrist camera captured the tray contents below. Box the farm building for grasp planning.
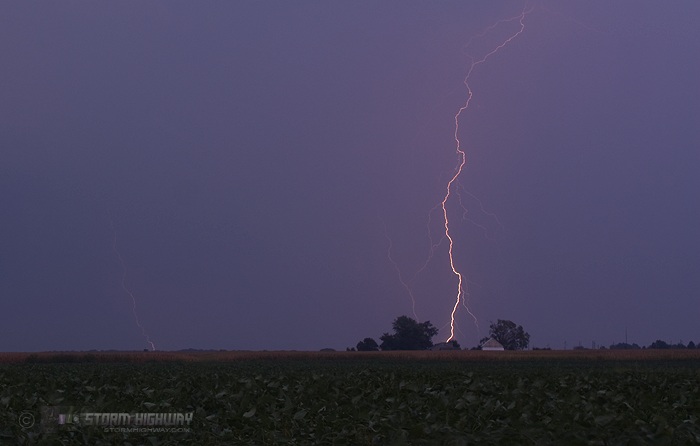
[481,338,505,351]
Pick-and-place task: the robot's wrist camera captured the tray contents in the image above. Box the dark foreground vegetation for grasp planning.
[2,350,700,445]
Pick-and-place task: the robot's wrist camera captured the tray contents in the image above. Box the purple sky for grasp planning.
[2,2,699,351]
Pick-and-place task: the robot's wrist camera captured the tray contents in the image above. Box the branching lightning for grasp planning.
[455,183,505,241]
[109,217,156,351]
[380,216,419,320]
[444,6,532,342]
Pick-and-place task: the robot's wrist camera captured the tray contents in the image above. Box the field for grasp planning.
[2,350,700,445]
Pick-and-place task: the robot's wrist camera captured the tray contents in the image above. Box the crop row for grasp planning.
[2,359,699,445]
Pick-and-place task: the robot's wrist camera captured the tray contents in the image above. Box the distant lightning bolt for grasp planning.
[380,216,419,320]
[382,204,450,322]
[444,6,532,342]
[412,203,446,279]
[109,217,156,351]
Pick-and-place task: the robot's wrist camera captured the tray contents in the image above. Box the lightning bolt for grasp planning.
[444,5,532,342]
[109,216,156,351]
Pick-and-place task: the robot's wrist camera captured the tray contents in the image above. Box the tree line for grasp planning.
[350,316,530,351]
[350,316,695,351]
[601,340,699,350]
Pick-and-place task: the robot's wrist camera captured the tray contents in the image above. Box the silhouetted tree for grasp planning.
[380,316,438,350]
[480,319,530,350]
[356,337,379,351]
[688,341,696,349]
[649,340,670,349]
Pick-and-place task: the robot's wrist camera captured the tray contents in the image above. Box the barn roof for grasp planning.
[482,338,504,349]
